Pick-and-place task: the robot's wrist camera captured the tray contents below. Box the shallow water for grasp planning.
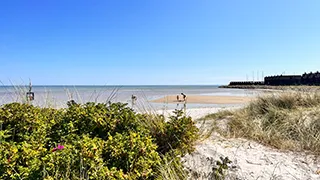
[0,85,259,110]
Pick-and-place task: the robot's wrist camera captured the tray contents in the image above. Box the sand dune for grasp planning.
[157,107,320,180]
[151,95,253,104]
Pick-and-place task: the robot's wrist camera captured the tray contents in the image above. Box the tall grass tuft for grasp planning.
[156,152,188,180]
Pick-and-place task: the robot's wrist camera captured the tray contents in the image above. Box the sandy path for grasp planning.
[155,107,239,120]
[151,95,253,104]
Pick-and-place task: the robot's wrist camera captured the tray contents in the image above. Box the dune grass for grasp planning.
[155,152,188,180]
[203,91,320,154]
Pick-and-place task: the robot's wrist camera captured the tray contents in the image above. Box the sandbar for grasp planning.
[151,95,253,104]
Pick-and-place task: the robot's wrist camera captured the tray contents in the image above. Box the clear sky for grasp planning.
[0,0,320,85]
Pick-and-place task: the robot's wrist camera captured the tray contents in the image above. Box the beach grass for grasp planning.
[156,152,188,180]
[202,91,320,154]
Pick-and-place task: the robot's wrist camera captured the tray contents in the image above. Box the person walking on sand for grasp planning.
[181,93,187,102]
[176,94,180,102]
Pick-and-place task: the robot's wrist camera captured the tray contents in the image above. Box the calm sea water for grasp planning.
[0,85,258,110]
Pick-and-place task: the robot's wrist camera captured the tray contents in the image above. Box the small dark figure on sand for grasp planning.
[26,81,34,101]
[181,93,187,102]
[131,95,137,105]
[176,95,180,102]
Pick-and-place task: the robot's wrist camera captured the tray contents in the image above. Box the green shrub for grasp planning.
[164,110,199,155]
[103,131,160,179]
[0,103,59,179]
[152,110,199,156]
[50,102,148,143]
[0,102,199,179]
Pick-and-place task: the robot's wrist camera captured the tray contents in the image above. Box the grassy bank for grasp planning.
[202,91,320,154]
[0,102,198,179]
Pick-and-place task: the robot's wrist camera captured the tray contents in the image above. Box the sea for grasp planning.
[0,85,259,110]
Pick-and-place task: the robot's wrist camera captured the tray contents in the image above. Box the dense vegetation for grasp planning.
[0,101,199,179]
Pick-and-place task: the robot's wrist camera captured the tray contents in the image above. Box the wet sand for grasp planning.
[151,95,253,104]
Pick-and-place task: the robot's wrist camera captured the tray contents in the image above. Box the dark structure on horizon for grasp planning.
[301,72,320,85]
[264,75,301,86]
[228,71,320,86]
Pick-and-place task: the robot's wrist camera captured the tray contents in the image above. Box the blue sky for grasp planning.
[0,0,320,85]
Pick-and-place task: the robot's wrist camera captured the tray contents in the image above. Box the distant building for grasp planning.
[301,71,320,85]
[264,75,301,86]
[227,71,320,86]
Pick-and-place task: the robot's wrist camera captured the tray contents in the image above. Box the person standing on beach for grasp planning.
[131,95,137,107]
[181,93,187,102]
[176,95,180,102]
[26,81,35,101]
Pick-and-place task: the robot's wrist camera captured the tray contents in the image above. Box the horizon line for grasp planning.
[0,84,223,86]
